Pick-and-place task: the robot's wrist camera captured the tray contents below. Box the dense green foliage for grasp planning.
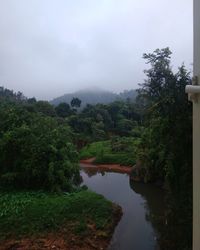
[135,48,192,250]
[78,48,192,249]
[0,88,119,245]
[0,47,192,249]
[55,102,74,118]
[68,100,140,147]
[80,137,138,166]
[0,190,114,239]
[0,91,79,192]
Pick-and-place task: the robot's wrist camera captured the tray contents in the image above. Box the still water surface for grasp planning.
[81,166,164,250]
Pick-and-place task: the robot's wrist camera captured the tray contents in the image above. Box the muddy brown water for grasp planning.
[80,165,164,250]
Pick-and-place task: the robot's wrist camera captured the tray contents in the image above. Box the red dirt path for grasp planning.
[80,158,132,174]
[1,204,122,250]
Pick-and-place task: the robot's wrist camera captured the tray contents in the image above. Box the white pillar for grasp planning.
[193,0,200,249]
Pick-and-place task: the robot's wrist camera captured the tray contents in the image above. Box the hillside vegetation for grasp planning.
[0,190,116,239]
[0,48,192,250]
[0,86,122,249]
[50,88,137,107]
[80,138,138,166]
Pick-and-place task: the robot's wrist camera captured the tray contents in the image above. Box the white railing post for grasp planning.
[186,77,200,250]
[193,0,200,249]
[186,1,200,249]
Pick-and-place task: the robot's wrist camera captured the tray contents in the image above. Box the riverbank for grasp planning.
[79,140,136,166]
[0,191,122,250]
[80,159,132,174]
[81,167,165,250]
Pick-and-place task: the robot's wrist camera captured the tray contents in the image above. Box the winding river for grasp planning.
[80,165,164,250]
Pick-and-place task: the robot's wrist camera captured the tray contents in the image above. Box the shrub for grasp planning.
[0,103,79,192]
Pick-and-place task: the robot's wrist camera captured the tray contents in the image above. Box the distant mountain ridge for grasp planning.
[50,88,137,106]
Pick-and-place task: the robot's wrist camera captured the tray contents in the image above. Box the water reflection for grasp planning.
[81,166,106,177]
[130,181,165,245]
[81,166,164,250]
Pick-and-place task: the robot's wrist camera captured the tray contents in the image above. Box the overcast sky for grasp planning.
[0,0,193,100]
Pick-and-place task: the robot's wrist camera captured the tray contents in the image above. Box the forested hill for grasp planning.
[50,88,137,106]
[0,48,192,250]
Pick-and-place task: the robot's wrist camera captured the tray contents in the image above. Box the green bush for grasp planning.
[79,141,111,159]
[0,103,79,192]
[95,153,135,166]
[80,138,136,166]
[0,190,114,239]
[110,136,136,153]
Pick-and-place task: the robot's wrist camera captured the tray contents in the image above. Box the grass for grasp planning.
[79,138,137,166]
[95,153,135,166]
[0,190,115,239]
[79,141,111,159]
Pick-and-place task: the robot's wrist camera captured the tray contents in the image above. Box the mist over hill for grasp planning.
[50,88,137,106]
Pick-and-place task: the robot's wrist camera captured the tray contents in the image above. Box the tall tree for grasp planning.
[70,97,81,109]
[136,48,192,250]
[55,102,73,118]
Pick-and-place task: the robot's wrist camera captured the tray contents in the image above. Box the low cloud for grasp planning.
[0,0,193,99]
